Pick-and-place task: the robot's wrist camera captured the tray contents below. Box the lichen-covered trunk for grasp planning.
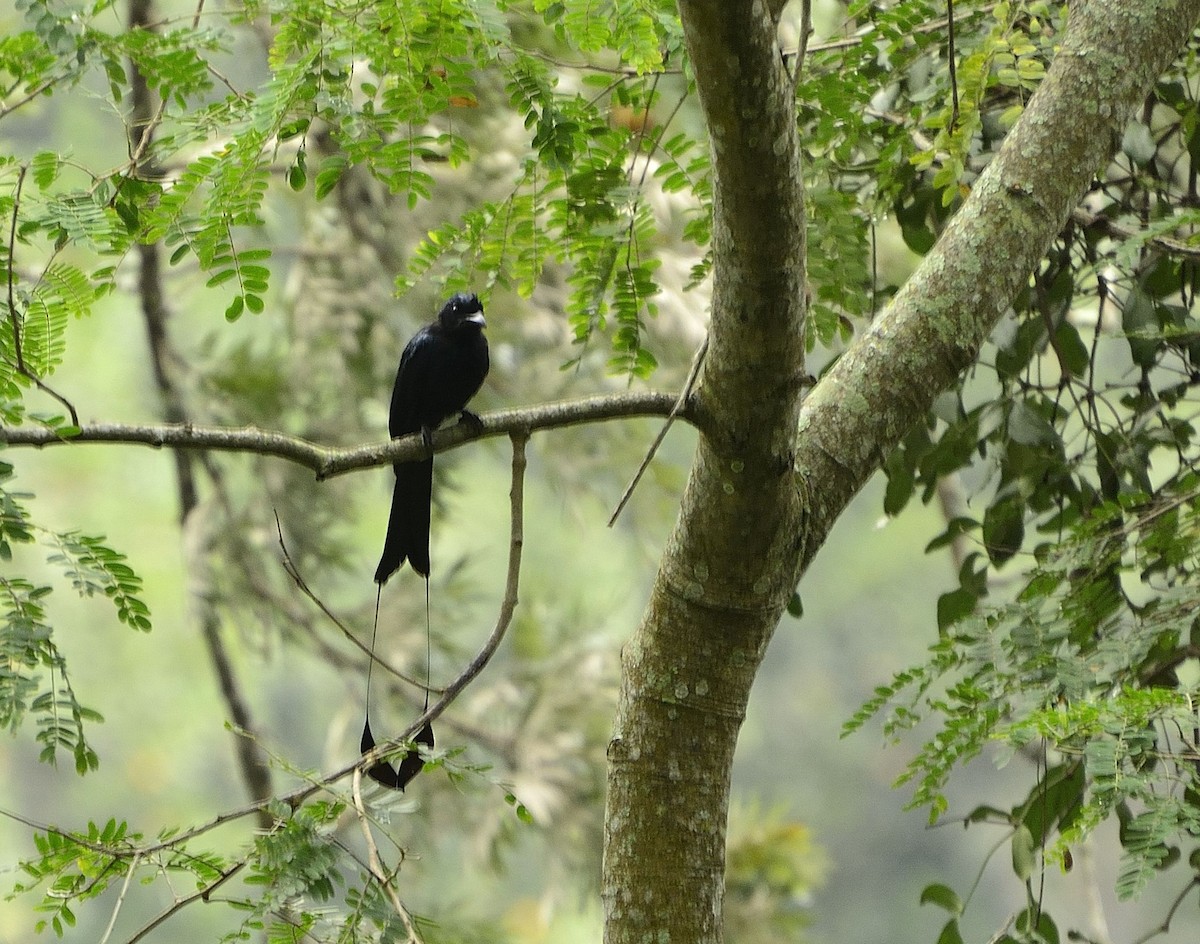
[602,2,1200,943]
[601,2,807,941]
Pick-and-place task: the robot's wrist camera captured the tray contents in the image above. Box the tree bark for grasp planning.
[602,1,1200,943]
[602,1,807,941]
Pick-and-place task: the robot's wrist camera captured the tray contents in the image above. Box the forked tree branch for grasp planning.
[1,432,531,943]
[0,391,688,478]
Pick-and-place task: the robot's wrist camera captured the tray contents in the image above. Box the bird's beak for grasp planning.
[467,311,487,328]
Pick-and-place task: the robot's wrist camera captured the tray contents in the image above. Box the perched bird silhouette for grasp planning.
[374,292,490,584]
[363,292,489,790]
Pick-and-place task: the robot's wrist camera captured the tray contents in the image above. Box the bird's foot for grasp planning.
[458,409,484,434]
[420,426,435,456]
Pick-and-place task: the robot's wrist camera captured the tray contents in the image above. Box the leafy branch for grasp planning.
[853,480,1200,910]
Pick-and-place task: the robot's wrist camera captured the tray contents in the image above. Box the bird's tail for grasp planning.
[374,458,433,583]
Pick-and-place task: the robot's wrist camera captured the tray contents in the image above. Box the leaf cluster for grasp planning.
[1,462,150,774]
[853,482,1200,934]
[817,2,1200,931]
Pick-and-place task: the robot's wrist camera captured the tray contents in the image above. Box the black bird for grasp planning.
[374,292,490,584]
[363,293,489,791]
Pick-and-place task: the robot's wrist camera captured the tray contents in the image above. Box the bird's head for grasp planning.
[438,292,486,331]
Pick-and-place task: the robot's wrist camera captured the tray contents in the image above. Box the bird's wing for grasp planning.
[389,326,438,437]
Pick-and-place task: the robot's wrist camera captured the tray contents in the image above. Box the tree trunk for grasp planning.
[601,1,1200,942]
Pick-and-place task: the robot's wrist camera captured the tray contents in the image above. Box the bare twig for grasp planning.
[274,511,428,691]
[97,852,142,944]
[351,771,422,944]
[125,858,249,944]
[1071,206,1200,262]
[0,391,690,477]
[5,164,24,372]
[782,1,997,60]
[1130,876,1200,944]
[0,75,68,121]
[608,338,707,526]
[947,0,960,130]
[791,0,812,93]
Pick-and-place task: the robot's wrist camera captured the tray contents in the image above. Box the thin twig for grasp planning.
[97,852,142,944]
[791,0,812,93]
[274,511,428,691]
[125,858,249,944]
[1071,206,1200,262]
[608,337,707,526]
[947,0,959,130]
[782,1,997,60]
[1130,876,1200,944]
[0,806,131,857]
[0,391,691,477]
[351,770,422,944]
[5,164,24,374]
[2,165,79,426]
[0,75,67,121]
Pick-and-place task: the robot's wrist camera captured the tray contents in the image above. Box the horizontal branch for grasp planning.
[1070,206,1200,262]
[0,390,687,480]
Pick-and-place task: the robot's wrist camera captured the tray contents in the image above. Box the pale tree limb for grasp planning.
[275,512,428,691]
[0,390,687,477]
[96,851,141,944]
[351,770,422,944]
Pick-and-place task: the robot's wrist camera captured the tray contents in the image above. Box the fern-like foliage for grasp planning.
[0,575,101,775]
[8,791,502,943]
[46,532,152,631]
[854,480,1200,900]
[12,818,138,937]
[0,463,152,771]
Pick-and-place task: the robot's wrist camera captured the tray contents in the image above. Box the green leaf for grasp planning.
[1052,321,1089,376]
[983,493,1025,567]
[935,919,964,944]
[1011,823,1036,881]
[314,155,347,199]
[919,883,963,915]
[1008,400,1058,448]
[30,151,62,189]
[937,588,976,632]
[1122,285,1160,368]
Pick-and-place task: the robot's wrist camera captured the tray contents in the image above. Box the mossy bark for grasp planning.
[602,2,1200,943]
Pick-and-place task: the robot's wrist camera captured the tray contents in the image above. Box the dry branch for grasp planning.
[0,391,687,478]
